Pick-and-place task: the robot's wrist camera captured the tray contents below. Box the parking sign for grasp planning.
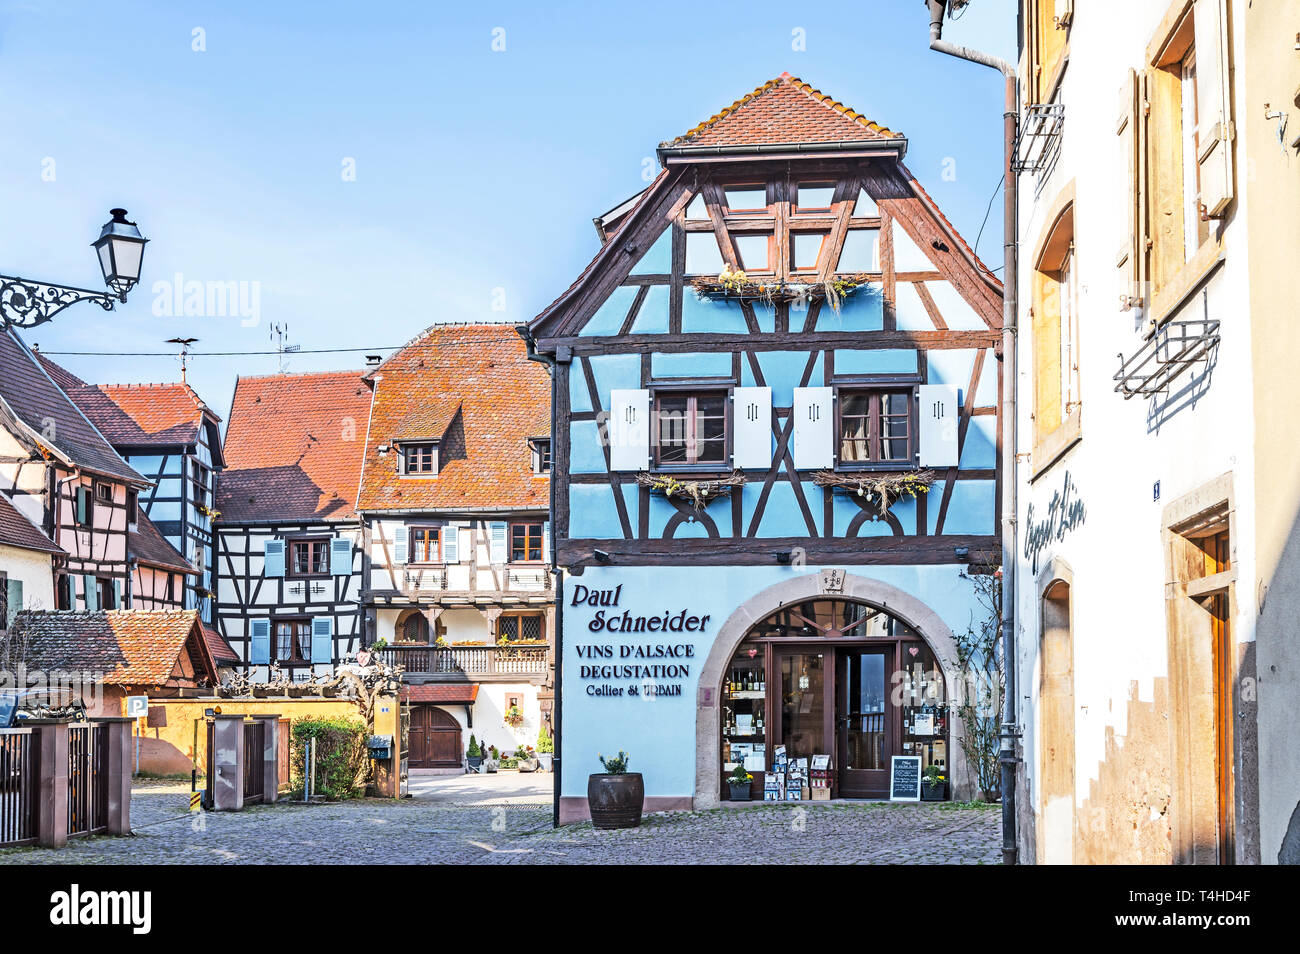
[126,695,149,718]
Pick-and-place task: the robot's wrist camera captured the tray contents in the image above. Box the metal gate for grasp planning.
[67,723,108,837]
[0,728,38,847]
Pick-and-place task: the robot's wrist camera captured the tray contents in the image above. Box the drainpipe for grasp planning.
[925,0,1020,865]
[516,322,563,829]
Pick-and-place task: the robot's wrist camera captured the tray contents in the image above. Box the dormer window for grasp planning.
[401,442,439,476]
[530,438,552,475]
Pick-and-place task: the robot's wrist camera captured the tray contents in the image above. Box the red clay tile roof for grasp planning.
[217,370,374,523]
[402,684,479,704]
[358,324,550,514]
[0,330,146,485]
[130,512,197,574]
[0,491,63,555]
[202,623,240,664]
[13,609,216,687]
[36,353,222,458]
[663,73,902,150]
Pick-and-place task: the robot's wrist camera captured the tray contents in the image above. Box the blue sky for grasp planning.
[0,0,1015,418]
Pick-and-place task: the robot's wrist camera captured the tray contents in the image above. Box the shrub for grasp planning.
[467,734,481,758]
[598,750,630,774]
[290,717,368,800]
[536,723,553,754]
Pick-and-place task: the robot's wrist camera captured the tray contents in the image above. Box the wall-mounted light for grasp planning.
[376,444,391,455]
[593,549,612,564]
[774,550,793,564]
[954,546,970,560]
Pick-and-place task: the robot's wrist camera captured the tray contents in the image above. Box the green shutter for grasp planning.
[5,579,22,627]
[75,486,88,525]
[83,574,98,612]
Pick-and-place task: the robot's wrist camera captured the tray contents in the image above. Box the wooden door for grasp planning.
[407,705,463,768]
[836,648,891,797]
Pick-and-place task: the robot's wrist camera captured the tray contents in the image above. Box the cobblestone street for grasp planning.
[0,780,1001,865]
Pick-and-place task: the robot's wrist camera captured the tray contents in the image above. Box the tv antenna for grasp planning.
[270,323,300,373]
[165,337,199,383]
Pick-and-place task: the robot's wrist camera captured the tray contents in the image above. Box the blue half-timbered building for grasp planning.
[522,74,1004,821]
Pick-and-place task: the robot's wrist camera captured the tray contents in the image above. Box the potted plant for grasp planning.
[484,746,500,773]
[921,765,948,802]
[727,764,753,801]
[587,750,644,829]
[517,746,540,773]
[503,703,525,729]
[536,724,554,772]
[466,734,483,772]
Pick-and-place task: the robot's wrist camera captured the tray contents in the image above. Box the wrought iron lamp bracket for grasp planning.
[0,275,120,330]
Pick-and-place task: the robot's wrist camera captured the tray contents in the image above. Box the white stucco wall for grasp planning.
[0,544,55,614]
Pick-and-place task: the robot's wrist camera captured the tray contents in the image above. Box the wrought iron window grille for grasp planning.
[1114,293,1221,399]
[1014,103,1065,175]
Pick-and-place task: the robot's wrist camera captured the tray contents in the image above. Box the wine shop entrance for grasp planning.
[719,599,949,801]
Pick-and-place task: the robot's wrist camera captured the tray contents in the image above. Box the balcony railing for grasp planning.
[375,644,548,677]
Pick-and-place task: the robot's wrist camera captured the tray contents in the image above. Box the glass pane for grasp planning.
[685,232,724,275]
[839,392,871,463]
[656,394,689,462]
[724,188,766,211]
[844,652,887,770]
[797,185,835,209]
[792,232,826,270]
[733,234,769,271]
[837,229,880,272]
[684,194,708,220]
[780,653,825,762]
[499,617,519,641]
[853,188,878,217]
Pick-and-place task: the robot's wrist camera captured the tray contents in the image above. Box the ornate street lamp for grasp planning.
[0,208,149,329]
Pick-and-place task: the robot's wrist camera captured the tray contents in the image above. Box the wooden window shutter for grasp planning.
[1032,271,1063,437]
[249,618,271,665]
[112,579,121,610]
[330,536,352,576]
[542,521,550,563]
[391,528,408,565]
[1193,0,1234,217]
[83,574,98,612]
[1117,68,1144,309]
[75,486,88,525]
[489,521,508,565]
[731,386,772,470]
[441,525,459,564]
[918,385,960,468]
[310,617,333,664]
[608,389,650,472]
[791,387,833,470]
[263,538,285,577]
[5,578,22,627]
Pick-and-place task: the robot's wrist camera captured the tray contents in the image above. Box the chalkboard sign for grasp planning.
[890,755,922,801]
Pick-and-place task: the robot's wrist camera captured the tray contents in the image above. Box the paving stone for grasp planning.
[0,780,1001,865]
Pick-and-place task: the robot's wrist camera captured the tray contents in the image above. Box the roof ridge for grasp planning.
[663,72,901,148]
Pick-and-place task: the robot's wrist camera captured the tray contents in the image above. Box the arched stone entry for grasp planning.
[695,572,968,808]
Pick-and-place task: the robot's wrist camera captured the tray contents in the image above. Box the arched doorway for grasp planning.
[1039,577,1075,863]
[718,598,949,800]
[407,706,462,769]
[695,573,965,808]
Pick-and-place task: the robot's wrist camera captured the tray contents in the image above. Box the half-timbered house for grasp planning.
[0,328,153,612]
[523,74,1004,821]
[213,370,372,681]
[357,324,555,767]
[37,357,224,622]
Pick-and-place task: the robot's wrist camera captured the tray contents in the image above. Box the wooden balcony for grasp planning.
[375,644,548,682]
